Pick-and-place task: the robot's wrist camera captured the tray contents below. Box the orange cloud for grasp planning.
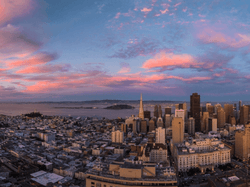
[16,64,70,74]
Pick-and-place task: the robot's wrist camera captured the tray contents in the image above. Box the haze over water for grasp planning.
[0,101,244,119]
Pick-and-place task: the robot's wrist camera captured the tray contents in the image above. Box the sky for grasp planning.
[1,0,250,102]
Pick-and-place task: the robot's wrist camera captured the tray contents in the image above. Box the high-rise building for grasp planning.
[165,114,171,128]
[139,94,144,120]
[224,104,234,123]
[208,118,217,132]
[156,117,164,128]
[121,123,127,133]
[206,103,211,112]
[235,123,250,161]
[111,130,124,143]
[154,105,158,118]
[229,116,236,126]
[202,112,209,132]
[155,127,166,145]
[214,103,221,114]
[207,105,214,117]
[217,107,225,128]
[144,111,151,119]
[172,117,184,144]
[165,107,171,115]
[240,105,249,125]
[175,109,185,124]
[190,93,201,132]
[158,105,162,117]
[175,104,179,110]
[239,100,242,111]
[188,117,195,136]
[149,118,156,132]
[140,120,147,134]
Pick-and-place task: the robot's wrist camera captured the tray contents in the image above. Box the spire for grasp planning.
[139,93,144,119]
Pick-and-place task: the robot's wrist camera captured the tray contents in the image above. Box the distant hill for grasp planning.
[104,104,135,110]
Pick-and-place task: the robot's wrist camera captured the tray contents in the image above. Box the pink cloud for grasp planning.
[142,53,197,69]
[160,8,169,14]
[198,28,250,49]
[114,12,121,19]
[118,62,131,74]
[174,2,182,7]
[7,52,57,68]
[0,24,41,59]
[16,64,70,74]
[0,0,35,25]
[141,8,152,13]
[182,7,187,12]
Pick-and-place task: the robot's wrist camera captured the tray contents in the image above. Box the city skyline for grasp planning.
[1,0,250,101]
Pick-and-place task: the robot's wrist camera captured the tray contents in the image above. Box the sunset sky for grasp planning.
[1,0,250,101]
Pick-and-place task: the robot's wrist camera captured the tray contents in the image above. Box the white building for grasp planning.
[173,138,231,173]
[156,127,166,145]
[175,110,185,124]
[111,130,124,143]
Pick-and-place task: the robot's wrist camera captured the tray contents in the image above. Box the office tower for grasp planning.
[179,103,183,109]
[224,104,234,123]
[207,105,214,117]
[208,118,217,132]
[217,107,225,128]
[144,111,151,119]
[240,105,249,125]
[155,127,166,144]
[235,122,250,161]
[149,118,155,132]
[234,103,237,110]
[188,117,195,136]
[172,117,184,144]
[175,109,185,124]
[175,104,179,110]
[158,105,162,117]
[121,123,127,133]
[156,117,164,128]
[239,100,242,111]
[229,116,236,126]
[154,105,158,118]
[139,94,144,120]
[140,120,147,134]
[202,112,209,132]
[111,130,124,143]
[165,107,171,115]
[190,93,201,132]
[206,103,211,112]
[165,114,171,128]
[214,103,221,114]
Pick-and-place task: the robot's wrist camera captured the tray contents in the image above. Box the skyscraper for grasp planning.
[240,105,249,125]
[144,111,151,119]
[217,107,225,128]
[190,93,201,132]
[154,105,158,118]
[224,104,234,123]
[188,117,195,136]
[165,107,171,115]
[172,117,184,144]
[202,112,209,132]
[158,105,162,117]
[165,114,171,128]
[235,122,250,161]
[239,100,242,111]
[139,93,144,120]
[155,127,166,145]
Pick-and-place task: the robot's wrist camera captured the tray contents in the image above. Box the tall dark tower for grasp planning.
[190,93,201,132]
[154,105,158,118]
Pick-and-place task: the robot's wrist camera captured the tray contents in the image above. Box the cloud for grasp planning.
[142,52,235,72]
[16,64,71,74]
[7,52,58,68]
[141,8,152,13]
[110,38,171,59]
[0,24,42,59]
[198,28,250,49]
[0,0,35,25]
[142,53,197,70]
[118,62,131,74]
